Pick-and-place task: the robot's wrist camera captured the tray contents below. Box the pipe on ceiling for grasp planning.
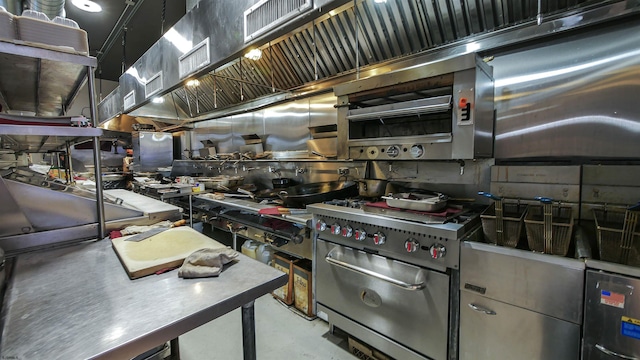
[27,0,65,18]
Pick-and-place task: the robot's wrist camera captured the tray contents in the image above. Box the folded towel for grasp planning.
[178,248,239,278]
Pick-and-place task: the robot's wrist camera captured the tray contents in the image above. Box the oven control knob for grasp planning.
[354,229,367,241]
[404,238,420,253]
[373,232,386,245]
[316,220,327,232]
[410,145,424,159]
[331,223,342,235]
[386,145,400,158]
[341,225,353,238]
[291,234,304,244]
[429,244,446,259]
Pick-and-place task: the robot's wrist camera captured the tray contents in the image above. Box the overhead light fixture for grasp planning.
[186,79,200,87]
[244,49,262,61]
[71,0,102,13]
[374,0,387,3]
[151,97,164,104]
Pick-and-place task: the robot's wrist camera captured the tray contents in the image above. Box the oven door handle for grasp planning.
[325,252,426,291]
[468,303,497,315]
[595,344,639,360]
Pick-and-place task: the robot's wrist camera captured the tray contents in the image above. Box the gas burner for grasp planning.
[324,198,371,209]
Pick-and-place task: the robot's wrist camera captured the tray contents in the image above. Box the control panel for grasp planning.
[350,142,450,160]
[313,215,459,270]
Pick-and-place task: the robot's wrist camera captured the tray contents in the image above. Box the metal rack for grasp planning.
[0,40,106,253]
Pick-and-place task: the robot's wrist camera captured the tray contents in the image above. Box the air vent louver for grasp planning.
[179,38,210,79]
[145,72,163,98]
[244,0,312,42]
[123,90,136,111]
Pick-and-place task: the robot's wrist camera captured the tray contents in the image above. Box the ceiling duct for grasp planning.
[104,0,639,125]
[27,0,65,18]
[244,0,313,42]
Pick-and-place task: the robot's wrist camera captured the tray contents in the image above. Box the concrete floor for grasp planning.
[179,295,355,360]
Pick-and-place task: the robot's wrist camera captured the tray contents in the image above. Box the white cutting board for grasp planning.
[112,226,227,279]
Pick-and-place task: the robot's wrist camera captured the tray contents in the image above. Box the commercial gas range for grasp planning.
[308,202,482,360]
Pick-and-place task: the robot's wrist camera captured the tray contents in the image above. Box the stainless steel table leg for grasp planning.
[242,301,256,360]
[169,338,180,360]
[189,194,193,228]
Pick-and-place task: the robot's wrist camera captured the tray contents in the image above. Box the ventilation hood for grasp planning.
[99,0,640,126]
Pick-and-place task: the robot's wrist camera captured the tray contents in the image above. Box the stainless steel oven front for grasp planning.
[316,238,450,360]
[335,53,494,161]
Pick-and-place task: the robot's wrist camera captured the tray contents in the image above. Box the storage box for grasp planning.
[16,12,89,54]
[0,6,16,41]
[348,337,391,360]
[272,252,298,305]
[293,259,313,316]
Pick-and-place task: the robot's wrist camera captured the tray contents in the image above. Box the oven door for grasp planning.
[316,238,450,360]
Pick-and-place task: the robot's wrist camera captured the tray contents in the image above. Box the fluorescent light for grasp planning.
[71,0,102,13]
[186,79,200,87]
[244,49,262,61]
[374,0,387,3]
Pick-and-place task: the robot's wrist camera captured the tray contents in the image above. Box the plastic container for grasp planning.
[0,6,16,41]
[255,243,274,265]
[241,240,258,259]
[16,12,89,54]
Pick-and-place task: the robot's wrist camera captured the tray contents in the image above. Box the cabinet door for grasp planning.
[460,290,581,360]
[583,270,640,360]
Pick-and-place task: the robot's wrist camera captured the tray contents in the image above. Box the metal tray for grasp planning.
[381,192,447,212]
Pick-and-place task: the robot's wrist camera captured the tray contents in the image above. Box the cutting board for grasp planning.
[112,226,227,279]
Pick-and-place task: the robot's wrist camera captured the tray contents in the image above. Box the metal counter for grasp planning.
[0,239,287,360]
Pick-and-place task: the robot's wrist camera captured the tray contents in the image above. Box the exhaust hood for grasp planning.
[99,0,638,125]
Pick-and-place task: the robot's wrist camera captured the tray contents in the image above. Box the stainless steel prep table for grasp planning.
[0,239,288,360]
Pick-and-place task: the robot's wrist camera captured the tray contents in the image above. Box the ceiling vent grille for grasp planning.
[123,90,136,111]
[145,71,163,98]
[244,0,312,43]
[179,38,210,79]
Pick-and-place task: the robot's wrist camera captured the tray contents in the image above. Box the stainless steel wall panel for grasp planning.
[231,113,262,149]
[308,93,337,128]
[493,19,640,159]
[263,99,310,151]
[193,119,234,154]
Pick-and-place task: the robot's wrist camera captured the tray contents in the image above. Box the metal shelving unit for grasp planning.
[0,40,107,252]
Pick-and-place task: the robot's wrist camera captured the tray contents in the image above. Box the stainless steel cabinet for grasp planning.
[132,131,174,172]
[583,266,640,360]
[460,291,581,360]
[460,241,584,360]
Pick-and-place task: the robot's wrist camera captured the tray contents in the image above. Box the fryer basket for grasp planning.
[480,202,527,247]
[524,205,573,256]
[593,208,640,266]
